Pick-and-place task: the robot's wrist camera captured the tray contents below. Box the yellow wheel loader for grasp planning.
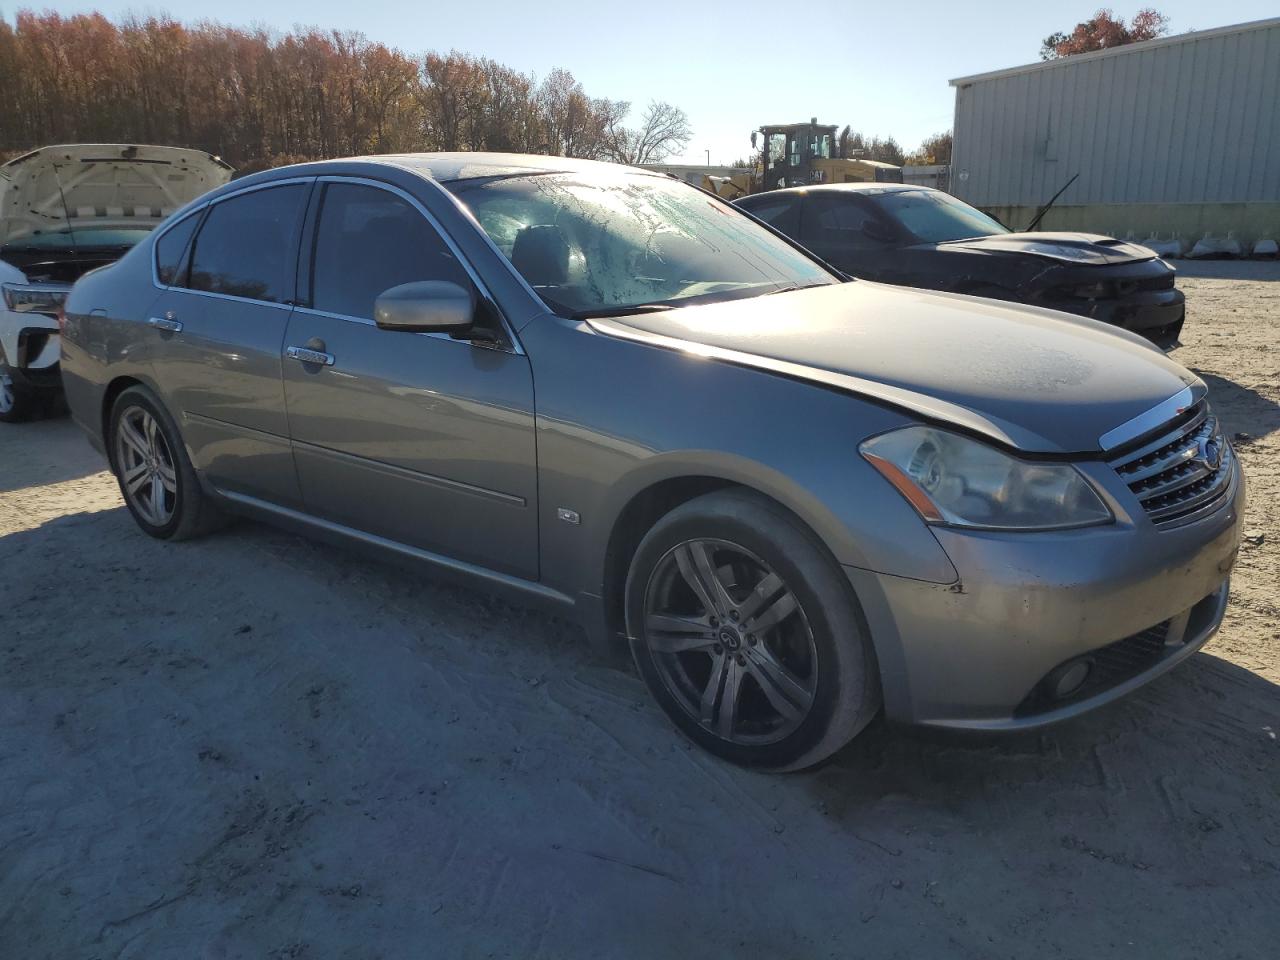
[703,120,903,200]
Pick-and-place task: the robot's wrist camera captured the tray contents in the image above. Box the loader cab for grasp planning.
[755,121,836,192]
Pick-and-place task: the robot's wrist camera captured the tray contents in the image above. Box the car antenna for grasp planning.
[1024,172,1079,233]
[50,160,80,249]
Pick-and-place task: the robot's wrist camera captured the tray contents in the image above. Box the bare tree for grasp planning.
[604,100,692,165]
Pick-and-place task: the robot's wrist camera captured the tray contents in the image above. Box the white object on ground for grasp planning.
[1144,234,1185,258]
[1188,232,1244,259]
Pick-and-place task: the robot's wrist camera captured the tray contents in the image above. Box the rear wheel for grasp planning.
[625,490,880,771]
[109,385,225,540]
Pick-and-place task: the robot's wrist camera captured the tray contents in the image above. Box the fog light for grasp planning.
[1048,659,1092,699]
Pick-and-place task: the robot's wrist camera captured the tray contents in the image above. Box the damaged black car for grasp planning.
[735,183,1186,349]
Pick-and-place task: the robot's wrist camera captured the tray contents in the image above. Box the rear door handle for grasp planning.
[148,315,182,333]
[286,345,335,366]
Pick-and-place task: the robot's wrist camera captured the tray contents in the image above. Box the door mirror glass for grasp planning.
[374,280,475,334]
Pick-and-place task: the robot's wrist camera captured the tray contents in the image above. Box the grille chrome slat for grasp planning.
[1115,415,1213,484]
[1135,459,1214,501]
[1109,406,1208,473]
[1141,450,1233,521]
[1107,401,1231,526]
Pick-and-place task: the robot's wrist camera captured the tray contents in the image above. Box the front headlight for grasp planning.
[859,426,1112,530]
[2,282,67,316]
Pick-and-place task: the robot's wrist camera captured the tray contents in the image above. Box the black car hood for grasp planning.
[590,281,1199,455]
[934,232,1157,266]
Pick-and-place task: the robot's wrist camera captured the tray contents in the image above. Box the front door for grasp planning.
[282,179,538,579]
[147,180,311,507]
[798,193,900,281]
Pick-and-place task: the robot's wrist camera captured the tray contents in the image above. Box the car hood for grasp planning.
[589,282,1200,454]
[935,232,1157,266]
[0,144,233,244]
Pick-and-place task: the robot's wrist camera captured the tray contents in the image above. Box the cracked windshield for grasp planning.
[448,171,835,318]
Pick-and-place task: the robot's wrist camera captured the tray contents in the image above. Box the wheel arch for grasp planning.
[595,456,876,657]
[101,374,161,465]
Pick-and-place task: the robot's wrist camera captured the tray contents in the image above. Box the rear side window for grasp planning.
[740,197,799,236]
[154,212,200,286]
[187,184,307,303]
[310,182,470,321]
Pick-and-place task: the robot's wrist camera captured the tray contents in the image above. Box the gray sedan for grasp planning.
[60,154,1245,771]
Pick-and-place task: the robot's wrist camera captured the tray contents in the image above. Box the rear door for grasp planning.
[147,179,311,507]
[281,178,538,578]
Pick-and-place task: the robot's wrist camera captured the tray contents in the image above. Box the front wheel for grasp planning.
[625,490,881,771]
[0,360,37,423]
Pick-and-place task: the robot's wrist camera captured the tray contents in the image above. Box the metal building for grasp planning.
[949,17,1280,244]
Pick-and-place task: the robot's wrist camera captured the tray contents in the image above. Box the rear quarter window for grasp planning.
[154,213,201,286]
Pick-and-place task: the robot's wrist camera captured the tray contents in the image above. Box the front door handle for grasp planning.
[286,345,335,366]
[148,315,182,333]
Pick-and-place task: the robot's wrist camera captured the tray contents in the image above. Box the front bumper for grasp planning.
[1084,288,1185,350]
[1031,262,1187,349]
[5,326,62,391]
[847,457,1245,730]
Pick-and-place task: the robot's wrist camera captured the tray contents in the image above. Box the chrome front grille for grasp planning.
[1107,403,1233,525]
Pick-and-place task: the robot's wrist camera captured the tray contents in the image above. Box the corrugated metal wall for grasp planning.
[951,19,1280,207]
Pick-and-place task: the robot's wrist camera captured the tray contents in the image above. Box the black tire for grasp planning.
[108,384,225,540]
[0,358,38,423]
[625,489,880,772]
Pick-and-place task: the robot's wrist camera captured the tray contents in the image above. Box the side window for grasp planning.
[741,198,799,237]
[802,195,886,248]
[187,184,308,303]
[310,182,471,321]
[154,212,200,286]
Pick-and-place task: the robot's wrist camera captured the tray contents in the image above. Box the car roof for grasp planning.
[188,152,676,217]
[322,152,667,183]
[739,183,930,203]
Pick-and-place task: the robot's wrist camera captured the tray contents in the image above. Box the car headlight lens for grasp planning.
[860,426,1112,530]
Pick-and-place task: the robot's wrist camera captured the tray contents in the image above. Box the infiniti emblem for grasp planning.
[1197,436,1223,471]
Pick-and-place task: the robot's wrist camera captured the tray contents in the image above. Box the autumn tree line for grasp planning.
[0,10,693,173]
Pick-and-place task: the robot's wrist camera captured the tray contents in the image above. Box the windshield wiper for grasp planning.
[568,303,675,321]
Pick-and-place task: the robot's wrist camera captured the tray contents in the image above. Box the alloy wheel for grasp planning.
[641,538,818,745]
[115,405,178,526]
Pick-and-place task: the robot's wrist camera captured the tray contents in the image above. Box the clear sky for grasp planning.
[18,1,1280,164]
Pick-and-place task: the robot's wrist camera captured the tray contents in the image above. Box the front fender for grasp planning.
[525,315,960,603]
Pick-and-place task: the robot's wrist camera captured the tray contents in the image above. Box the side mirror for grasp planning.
[374,280,475,334]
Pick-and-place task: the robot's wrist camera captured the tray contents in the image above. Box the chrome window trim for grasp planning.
[150,176,316,295]
[290,304,479,349]
[311,175,524,355]
[1098,386,1197,451]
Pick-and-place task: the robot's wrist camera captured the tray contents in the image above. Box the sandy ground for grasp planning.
[1,263,1277,959]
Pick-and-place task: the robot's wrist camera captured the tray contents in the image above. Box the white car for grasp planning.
[1,144,232,421]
